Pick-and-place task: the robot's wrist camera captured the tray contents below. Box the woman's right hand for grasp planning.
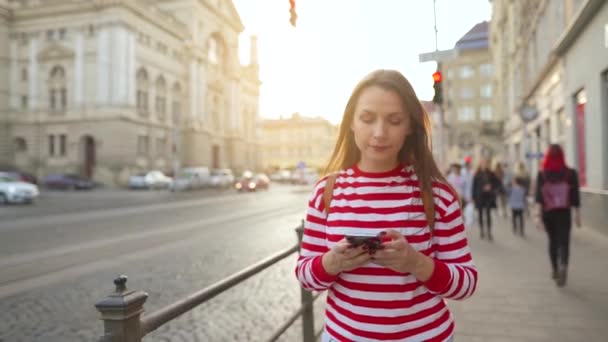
[322,239,373,276]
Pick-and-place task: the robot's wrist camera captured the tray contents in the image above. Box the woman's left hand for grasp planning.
[371,229,422,274]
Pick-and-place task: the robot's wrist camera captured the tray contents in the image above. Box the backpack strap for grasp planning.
[323,173,338,214]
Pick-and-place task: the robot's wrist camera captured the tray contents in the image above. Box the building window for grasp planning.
[58,28,66,40]
[48,135,55,156]
[155,76,166,120]
[479,63,493,76]
[14,137,27,153]
[458,107,475,122]
[21,68,27,81]
[156,137,167,156]
[59,134,67,156]
[21,95,28,109]
[49,66,67,112]
[137,136,149,156]
[460,87,474,99]
[480,84,492,98]
[460,65,474,79]
[47,30,54,41]
[136,68,149,115]
[480,105,493,121]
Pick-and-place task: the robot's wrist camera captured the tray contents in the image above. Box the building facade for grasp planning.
[441,21,502,167]
[0,0,261,186]
[491,0,608,235]
[261,113,338,172]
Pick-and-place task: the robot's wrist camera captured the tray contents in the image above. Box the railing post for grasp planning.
[95,275,148,342]
[296,220,316,342]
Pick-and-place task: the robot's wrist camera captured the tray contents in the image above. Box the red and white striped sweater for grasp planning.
[295,164,478,342]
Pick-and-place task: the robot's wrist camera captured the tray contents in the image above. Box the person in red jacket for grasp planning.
[535,144,581,287]
[295,70,478,342]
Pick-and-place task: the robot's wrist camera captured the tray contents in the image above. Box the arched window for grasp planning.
[172,83,182,125]
[136,68,149,115]
[207,34,225,66]
[155,76,166,120]
[49,66,67,111]
[14,137,27,153]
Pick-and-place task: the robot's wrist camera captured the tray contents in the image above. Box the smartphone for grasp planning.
[345,235,383,253]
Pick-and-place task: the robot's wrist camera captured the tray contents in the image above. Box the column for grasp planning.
[126,29,136,106]
[96,27,110,104]
[198,63,206,120]
[73,31,84,105]
[28,36,39,109]
[189,60,198,118]
[230,80,239,130]
[111,26,128,104]
[9,40,17,109]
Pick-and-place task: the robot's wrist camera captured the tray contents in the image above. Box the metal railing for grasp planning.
[94,222,323,342]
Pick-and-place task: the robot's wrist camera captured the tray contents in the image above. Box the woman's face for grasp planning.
[351,86,411,170]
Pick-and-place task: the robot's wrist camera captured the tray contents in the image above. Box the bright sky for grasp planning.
[233,0,491,124]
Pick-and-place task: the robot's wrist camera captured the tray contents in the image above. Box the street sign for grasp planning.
[419,49,458,63]
[525,152,544,159]
[520,105,539,123]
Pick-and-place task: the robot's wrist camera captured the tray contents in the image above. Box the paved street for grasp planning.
[0,185,316,342]
[1,187,607,342]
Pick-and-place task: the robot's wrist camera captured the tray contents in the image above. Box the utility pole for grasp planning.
[433,0,445,170]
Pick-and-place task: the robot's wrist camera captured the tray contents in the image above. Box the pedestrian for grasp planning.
[446,163,464,201]
[494,161,508,218]
[461,156,474,205]
[535,144,581,287]
[508,177,527,236]
[295,70,477,342]
[514,161,531,216]
[472,160,501,241]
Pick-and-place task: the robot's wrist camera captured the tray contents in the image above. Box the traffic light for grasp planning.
[432,70,443,105]
[289,0,297,27]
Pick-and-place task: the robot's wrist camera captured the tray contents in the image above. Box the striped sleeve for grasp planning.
[423,183,478,300]
[295,177,339,291]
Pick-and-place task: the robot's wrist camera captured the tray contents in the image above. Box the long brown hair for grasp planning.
[323,69,452,229]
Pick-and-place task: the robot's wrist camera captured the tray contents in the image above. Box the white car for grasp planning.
[209,169,235,188]
[128,171,172,190]
[0,172,40,204]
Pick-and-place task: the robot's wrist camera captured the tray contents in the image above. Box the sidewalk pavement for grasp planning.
[449,212,608,341]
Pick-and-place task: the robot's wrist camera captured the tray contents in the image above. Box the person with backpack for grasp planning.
[295,70,477,342]
[535,144,581,287]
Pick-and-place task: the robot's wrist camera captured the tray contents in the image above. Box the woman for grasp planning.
[493,162,508,218]
[472,160,500,241]
[295,70,477,342]
[535,144,581,287]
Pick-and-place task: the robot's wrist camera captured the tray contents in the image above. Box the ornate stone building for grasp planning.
[0,0,261,185]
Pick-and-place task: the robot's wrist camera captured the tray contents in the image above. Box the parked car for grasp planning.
[209,168,235,188]
[0,172,40,204]
[169,167,210,191]
[0,168,38,185]
[235,173,270,192]
[43,173,95,190]
[128,170,172,190]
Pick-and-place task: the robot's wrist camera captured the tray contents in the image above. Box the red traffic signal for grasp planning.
[289,0,297,27]
[432,71,442,83]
